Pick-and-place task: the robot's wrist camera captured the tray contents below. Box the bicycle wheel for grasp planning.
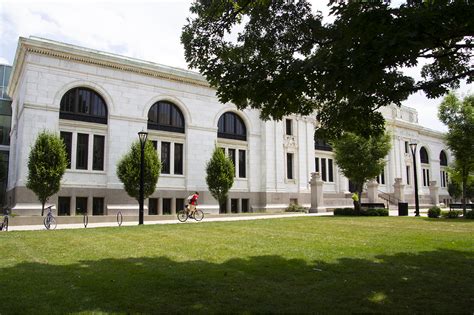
[44,216,50,229]
[177,210,188,222]
[2,216,7,231]
[49,216,57,230]
[194,210,204,221]
[117,211,123,227]
[83,214,88,228]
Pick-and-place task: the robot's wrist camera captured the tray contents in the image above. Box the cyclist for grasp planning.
[186,192,199,217]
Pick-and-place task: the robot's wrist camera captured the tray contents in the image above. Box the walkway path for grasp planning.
[7,209,425,232]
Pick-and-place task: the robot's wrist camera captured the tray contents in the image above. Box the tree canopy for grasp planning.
[331,131,391,209]
[116,140,161,201]
[206,147,234,212]
[438,92,474,215]
[182,0,473,138]
[26,131,67,216]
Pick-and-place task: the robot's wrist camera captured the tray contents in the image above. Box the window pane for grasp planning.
[381,169,385,185]
[163,198,171,215]
[286,119,292,135]
[161,142,170,174]
[174,143,183,175]
[148,104,158,123]
[239,150,246,178]
[321,158,327,182]
[93,197,104,215]
[93,135,105,171]
[176,198,184,213]
[76,133,89,170]
[228,149,236,167]
[58,197,70,216]
[315,157,319,173]
[242,199,249,213]
[231,199,238,213]
[287,153,293,179]
[148,198,158,215]
[158,102,171,125]
[76,197,88,215]
[328,159,333,182]
[406,166,410,185]
[78,89,90,114]
[60,131,72,169]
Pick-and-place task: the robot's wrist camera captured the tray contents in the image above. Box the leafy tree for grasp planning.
[332,131,391,212]
[182,0,473,138]
[438,92,474,216]
[116,140,161,201]
[206,147,234,212]
[26,131,67,216]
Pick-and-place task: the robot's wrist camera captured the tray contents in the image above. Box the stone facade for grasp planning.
[6,37,451,216]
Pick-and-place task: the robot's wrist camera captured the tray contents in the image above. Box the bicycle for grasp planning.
[43,205,57,230]
[177,206,204,222]
[1,208,9,232]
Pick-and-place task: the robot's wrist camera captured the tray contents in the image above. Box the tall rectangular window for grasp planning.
[60,132,72,169]
[162,198,171,215]
[93,197,104,215]
[242,199,249,213]
[174,143,183,175]
[76,133,89,170]
[161,142,170,174]
[231,199,238,213]
[285,119,292,135]
[321,158,327,181]
[149,198,158,215]
[58,197,70,216]
[239,150,246,178]
[328,159,334,182]
[152,140,157,150]
[405,141,409,154]
[315,157,319,173]
[93,135,105,171]
[287,153,293,180]
[228,149,236,167]
[176,198,185,213]
[76,197,88,215]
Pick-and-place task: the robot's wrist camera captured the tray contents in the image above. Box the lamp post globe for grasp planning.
[409,143,420,217]
[138,131,148,225]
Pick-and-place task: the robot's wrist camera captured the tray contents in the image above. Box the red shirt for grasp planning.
[189,194,199,205]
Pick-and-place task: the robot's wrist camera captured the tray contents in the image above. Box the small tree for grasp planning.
[26,131,67,216]
[332,131,391,212]
[206,147,234,212]
[116,140,161,201]
[438,92,474,216]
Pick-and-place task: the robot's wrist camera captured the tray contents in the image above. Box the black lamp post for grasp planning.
[138,131,148,225]
[409,143,420,217]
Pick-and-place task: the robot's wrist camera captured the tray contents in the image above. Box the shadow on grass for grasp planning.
[1,249,472,313]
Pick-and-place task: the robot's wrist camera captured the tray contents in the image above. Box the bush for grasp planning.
[427,206,442,218]
[285,204,307,213]
[442,210,462,218]
[333,207,356,216]
[363,208,389,216]
[333,208,388,216]
[465,211,474,219]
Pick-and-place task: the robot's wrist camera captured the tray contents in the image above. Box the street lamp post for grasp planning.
[409,143,420,217]
[138,131,148,225]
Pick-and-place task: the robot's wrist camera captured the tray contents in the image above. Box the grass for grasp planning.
[0,216,473,313]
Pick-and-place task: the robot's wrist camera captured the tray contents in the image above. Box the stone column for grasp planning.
[158,198,163,215]
[393,178,405,202]
[367,179,379,203]
[171,198,176,215]
[429,181,439,206]
[237,199,242,213]
[309,172,324,213]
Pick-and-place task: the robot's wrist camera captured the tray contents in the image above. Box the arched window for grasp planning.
[60,87,107,124]
[147,101,184,133]
[420,147,429,164]
[217,112,246,141]
[439,151,448,166]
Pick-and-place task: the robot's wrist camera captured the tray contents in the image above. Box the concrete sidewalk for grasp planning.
[6,209,426,232]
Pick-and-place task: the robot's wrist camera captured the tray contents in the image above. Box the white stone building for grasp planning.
[6,37,451,216]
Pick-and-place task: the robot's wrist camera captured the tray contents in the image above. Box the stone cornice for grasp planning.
[7,37,210,98]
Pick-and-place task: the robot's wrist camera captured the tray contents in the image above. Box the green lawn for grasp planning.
[0,217,473,314]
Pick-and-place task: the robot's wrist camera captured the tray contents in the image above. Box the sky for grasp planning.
[0,0,471,133]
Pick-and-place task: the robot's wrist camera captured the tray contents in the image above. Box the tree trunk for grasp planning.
[462,175,467,217]
[41,201,45,217]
